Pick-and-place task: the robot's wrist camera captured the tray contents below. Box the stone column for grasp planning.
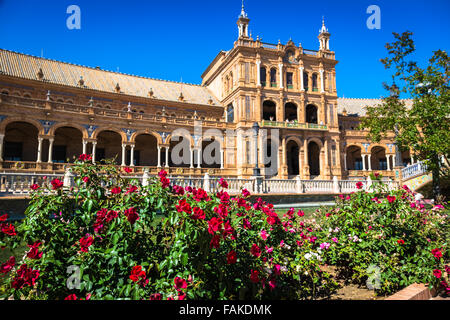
[92,141,97,164]
[130,145,135,167]
[362,154,367,171]
[386,155,391,171]
[121,144,126,166]
[48,138,54,163]
[37,137,43,163]
[320,69,325,93]
[279,63,284,89]
[344,153,347,171]
[299,67,305,91]
[157,146,161,167]
[165,147,169,168]
[0,133,4,161]
[220,147,224,169]
[197,148,202,169]
[256,60,261,86]
[82,140,88,155]
[190,147,194,168]
[368,154,372,171]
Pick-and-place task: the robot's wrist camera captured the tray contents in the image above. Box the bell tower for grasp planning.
[237,0,250,38]
[318,17,331,51]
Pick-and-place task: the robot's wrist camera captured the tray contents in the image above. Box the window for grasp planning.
[328,72,333,92]
[303,72,309,91]
[355,159,363,170]
[270,68,277,87]
[260,67,266,86]
[227,105,234,123]
[328,104,334,126]
[380,158,388,170]
[312,74,318,92]
[286,72,293,89]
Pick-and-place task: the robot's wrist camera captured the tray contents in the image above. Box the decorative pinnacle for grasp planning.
[240,0,247,18]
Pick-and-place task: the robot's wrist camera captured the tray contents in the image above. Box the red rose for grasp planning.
[172,185,185,195]
[79,235,93,252]
[176,199,192,214]
[192,207,205,220]
[218,178,228,189]
[30,184,40,191]
[178,291,186,300]
[51,178,64,190]
[158,170,167,178]
[387,195,396,203]
[1,223,16,236]
[214,204,228,219]
[124,207,139,225]
[227,250,237,264]
[433,269,442,279]
[124,167,132,174]
[12,264,40,289]
[0,256,15,274]
[250,270,260,283]
[174,277,187,290]
[150,293,162,300]
[241,189,250,198]
[250,244,261,258]
[79,154,92,162]
[82,177,89,183]
[432,248,443,259]
[160,176,170,188]
[210,234,221,249]
[397,239,405,245]
[65,294,78,300]
[130,266,148,286]
[111,187,122,195]
[0,214,7,222]
[126,185,138,194]
[208,217,223,234]
[356,182,363,189]
[27,241,43,259]
[222,220,235,239]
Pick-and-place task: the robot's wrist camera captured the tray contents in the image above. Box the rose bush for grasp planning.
[0,156,337,300]
[313,175,449,296]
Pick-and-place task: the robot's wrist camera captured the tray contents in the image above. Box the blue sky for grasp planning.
[0,0,448,98]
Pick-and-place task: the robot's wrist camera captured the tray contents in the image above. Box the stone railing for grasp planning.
[260,120,328,131]
[401,162,427,180]
[0,170,397,197]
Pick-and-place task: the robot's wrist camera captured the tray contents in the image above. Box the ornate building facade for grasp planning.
[0,6,414,181]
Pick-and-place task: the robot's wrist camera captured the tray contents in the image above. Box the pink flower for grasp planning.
[82,177,90,184]
[250,244,261,258]
[265,246,273,254]
[241,188,250,198]
[332,237,338,243]
[174,277,187,290]
[79,234,93,252]
[260,229,269,241]
[124,167,133,173]
[320,242,330,250]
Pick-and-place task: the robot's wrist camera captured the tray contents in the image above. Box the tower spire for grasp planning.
[318,16,331,50]
[236,0,250,38]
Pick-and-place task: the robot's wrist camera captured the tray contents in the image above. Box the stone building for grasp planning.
[0,5,414,181]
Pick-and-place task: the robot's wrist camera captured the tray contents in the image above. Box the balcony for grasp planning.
[260,120,327,131]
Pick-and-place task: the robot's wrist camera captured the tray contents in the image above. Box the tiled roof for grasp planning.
[337,97,413,116]
[0,49,220,106]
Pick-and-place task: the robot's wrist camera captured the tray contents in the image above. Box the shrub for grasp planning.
[313,177,449,296]
[0,156,336,300]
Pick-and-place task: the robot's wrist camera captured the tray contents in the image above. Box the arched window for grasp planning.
[303,72,309,92]
[306,104,318,124]
[270,68,277,87]
[263,101,276,121]
[284,103,297,121]
[312,73,318,92]
[260,67,266,87]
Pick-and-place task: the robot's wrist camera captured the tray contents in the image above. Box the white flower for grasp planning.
[304,253,312,260]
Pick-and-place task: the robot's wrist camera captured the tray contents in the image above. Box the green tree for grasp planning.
[362,31,450,200]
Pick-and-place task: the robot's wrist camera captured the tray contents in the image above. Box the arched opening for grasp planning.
[346,146,362,170]
[53,127,83,163]
[287,140,300,176]
[3,122,38,162]
[284,102,297,121]
[270,68,277,87]
[371,146,387,170]
[401,149,411,166]
[260,66,267,87]
[263,138,278,177]
[308,141,321,177]
[306,104,318,124]
[96,131,122,165]
[201,138,221,169]
[263,100,277,121]
[134,134,158,166]
[169,137,191,168]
